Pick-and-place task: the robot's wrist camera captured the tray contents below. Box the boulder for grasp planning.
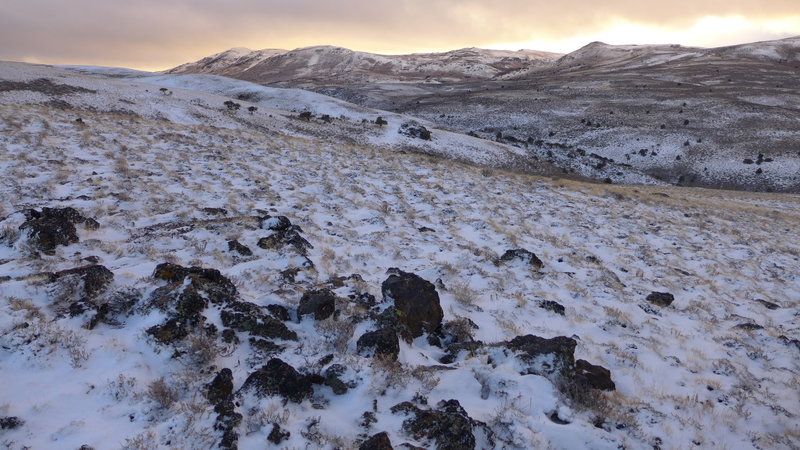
[239,358,313,403]
[19,207,98,254]
[575,359,615,391]
[391,399,477,450]
[382,269,443,339]
[505,335,577,379]
[297,289,336,321]
[498,249,543,269]
[360,432,393,450]
[646,292,674,307]
[357,328,401,360]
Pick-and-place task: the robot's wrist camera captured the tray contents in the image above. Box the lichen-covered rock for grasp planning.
[19,207,98,254]
[646,291,674,307]
[382,269,443,339]
[360,431,393,450]
[357,328,400,360]
[498,249,543,269]
[297,289,336,321]
[391,399,477,450]
[239,358,313,403]
[505,334,577,379]
[220,301,297,341]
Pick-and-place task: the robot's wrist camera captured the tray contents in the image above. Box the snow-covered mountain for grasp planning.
[167,45,562,84]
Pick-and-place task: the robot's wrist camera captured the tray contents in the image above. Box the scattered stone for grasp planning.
[297,289,336,321]
[323,364,351,395]
[538,300,565,315]
[360,431,393,450]
[268,423,291,444]
[646,292,674,307]
[391,399,478,450]
[239,358,313,403]
[755,299,779,310]
[221,301,298,341]
[382,269,443,339]
[50,264,114,300]
[498,249,543,269]
[267,304,291,321]
[575,359,615,391]
[357,328,400,360]
[19,207,98,254]
[257,215,313,255]
[227,239,252,256]
[505,334,577,379]
[0,416,23,430]
[206,368,234,405]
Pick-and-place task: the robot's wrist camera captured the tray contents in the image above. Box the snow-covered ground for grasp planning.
[1,62,799,449]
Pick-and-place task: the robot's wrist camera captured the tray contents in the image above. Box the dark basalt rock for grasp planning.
[206,368,234,405]
[0,416,24,430]
[382,269,443,339]
[575,359,615,391]
[149,263,238,328]
[538,300,565,315]
[267,304,291,321]
[505,335,577,379]
[221,301,298,341]
[19,207,98,254]
[146,318,190,344]
[227,239,252,256]
[323,364,350,395]
[239,358,313,403]
[51,264,114,300]
[257,215,313,256]
[391,399,477,450]
[267,423,291,444]
[360,431,393,450]
[646,292,674,307]
[498,249,543,269]
[357,328,401,360]
[152,263,237,304]
[297,289,336,321]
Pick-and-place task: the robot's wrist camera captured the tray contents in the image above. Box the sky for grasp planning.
[1,0,799,71]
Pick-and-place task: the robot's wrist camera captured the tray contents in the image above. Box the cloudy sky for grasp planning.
[2,0,799,70]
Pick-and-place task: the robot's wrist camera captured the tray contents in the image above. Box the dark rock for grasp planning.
[498,249,543,269]
[646,292,674,307]
[0,416,23,430]
[51,264,114,300]
[206,368,234,405]
[227,239,252,256]
[147,319,190,344]
[19,207,98,254]
[360,431,393,450]
[505,335,577,379]
[221,301,297,341]
[267,304,291,321]
[538,300,565,315]
[382,269,443,339]
[755,299,779,310]
[356,328,400,361]
[399,122,432,140]
[267,423,291,444]
[575,359,615,391]
[257,215,313,256]
[150,263,238,326]
[734,322,763,331]
[323,364,350,395]
[391,399,476,450]
[214,398,242,450]
[239,358,313,403]
[221,329,240,345]
[297,289,336,321]
[418,227,436,233]
[152,263,237,304]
